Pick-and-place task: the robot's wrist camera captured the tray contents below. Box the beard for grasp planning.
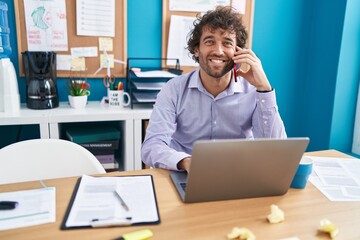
[199,56,234,79]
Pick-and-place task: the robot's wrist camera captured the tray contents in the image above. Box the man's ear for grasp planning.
[194,48,199,57]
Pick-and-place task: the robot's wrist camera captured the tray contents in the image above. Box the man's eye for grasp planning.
[204,40,214,45]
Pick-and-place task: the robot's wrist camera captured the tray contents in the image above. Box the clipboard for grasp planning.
[61,175,160,229]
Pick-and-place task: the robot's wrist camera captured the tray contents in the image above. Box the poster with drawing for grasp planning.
[23,0,68,51]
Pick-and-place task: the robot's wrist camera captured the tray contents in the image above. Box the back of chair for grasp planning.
[0,139,106,184]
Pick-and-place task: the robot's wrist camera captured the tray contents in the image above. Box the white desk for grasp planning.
[0,101,153,171]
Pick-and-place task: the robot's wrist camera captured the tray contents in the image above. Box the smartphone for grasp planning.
[233,63,237,82]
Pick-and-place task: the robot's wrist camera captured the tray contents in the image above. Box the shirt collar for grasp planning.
[188,68,245,94]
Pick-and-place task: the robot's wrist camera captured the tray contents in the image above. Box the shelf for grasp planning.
[132,92,159,103]
[0,102,153,171]
[0,104,51,138]
[132,81,166,90]
[126,58,182,109]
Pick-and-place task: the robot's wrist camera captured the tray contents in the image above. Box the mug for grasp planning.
[290,156,313,189]
[108,90,131,108]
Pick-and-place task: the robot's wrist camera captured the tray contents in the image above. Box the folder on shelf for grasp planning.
[133,70,178,78]
[61,175,160,229]
[127,58,182,109]
[91,150,118,170]
[65,125,121,144]
[132,92,159,103]
[132,81,166,90]
[78,139,119,151]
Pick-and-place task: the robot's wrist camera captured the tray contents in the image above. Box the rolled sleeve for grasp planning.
[253,89,287,138]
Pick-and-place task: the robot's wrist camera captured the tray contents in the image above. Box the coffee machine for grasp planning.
[22,51,59,109]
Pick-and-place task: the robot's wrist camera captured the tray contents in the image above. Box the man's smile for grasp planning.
[209,58,229,65]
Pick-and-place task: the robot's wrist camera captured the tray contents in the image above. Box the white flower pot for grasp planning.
[68,95,87,109]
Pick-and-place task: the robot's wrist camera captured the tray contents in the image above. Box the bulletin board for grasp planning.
[14,0,127,78]
[162,0,255,74]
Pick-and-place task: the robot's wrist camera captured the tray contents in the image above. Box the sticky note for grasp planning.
[70,57,86,71]
[99,37,113,51]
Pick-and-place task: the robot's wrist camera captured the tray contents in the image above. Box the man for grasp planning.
[141,6,286,172]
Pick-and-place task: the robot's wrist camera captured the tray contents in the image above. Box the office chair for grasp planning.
[0,139,106,184]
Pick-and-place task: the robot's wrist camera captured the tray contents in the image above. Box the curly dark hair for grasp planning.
[187,6,248,63]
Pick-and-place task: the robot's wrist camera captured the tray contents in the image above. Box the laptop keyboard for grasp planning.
[180,182,187,191]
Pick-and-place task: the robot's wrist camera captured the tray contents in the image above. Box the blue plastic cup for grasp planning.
[290,156,313,189]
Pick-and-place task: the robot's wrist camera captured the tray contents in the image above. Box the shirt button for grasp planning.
[264,120,268,125]
[214,121,217,125]
[261,99,265,103]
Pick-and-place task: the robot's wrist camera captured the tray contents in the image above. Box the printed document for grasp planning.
[132,81,166,90]
[133,70,178,78]
[76,0,115,37]
[169,0,230,12]
[167,15,198,67]
[309,156,360,201]
[0,187,56,231]
[63,175,159,228]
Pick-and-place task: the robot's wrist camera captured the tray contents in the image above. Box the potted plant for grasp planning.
[68,80,90,108]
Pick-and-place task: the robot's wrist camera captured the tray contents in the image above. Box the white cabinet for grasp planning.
[0,104,51,138]
[0,101,152,171]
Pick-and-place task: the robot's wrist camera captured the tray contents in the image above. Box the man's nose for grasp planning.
[212,42,225,55]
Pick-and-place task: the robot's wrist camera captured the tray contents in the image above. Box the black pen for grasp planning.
[0,201,18,210]
[114,190,130,211]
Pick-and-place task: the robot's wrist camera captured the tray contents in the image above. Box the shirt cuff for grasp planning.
[256,88,274,93]
[168,152,191,171]
[256,89,277,109]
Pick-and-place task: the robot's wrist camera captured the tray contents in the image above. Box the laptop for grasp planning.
[170,138,309,203]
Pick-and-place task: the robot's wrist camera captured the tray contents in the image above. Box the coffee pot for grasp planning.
[22,51,59,109]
